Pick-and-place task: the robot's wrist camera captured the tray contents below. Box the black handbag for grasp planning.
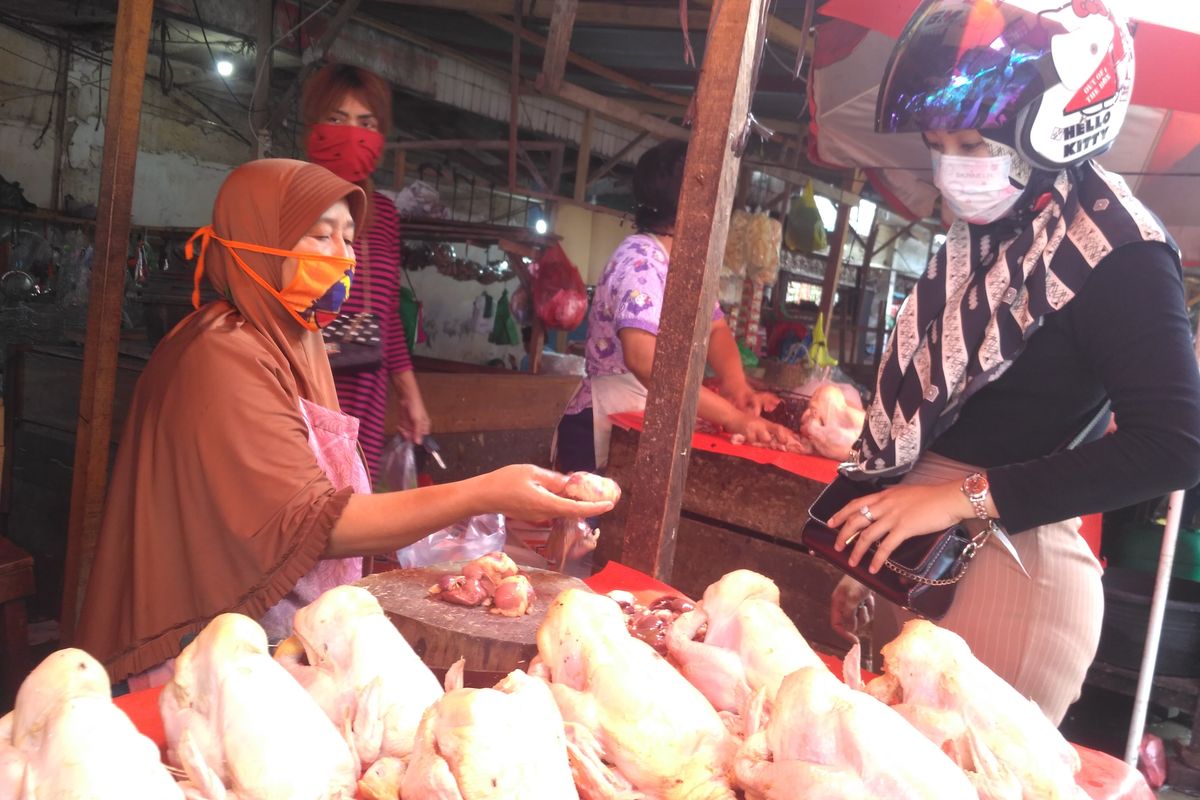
[801,402,1112,619]
[323,241,383,374]
[801,474,990,620]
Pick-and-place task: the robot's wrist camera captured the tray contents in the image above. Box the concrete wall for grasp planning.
[554,203,633,285]
[0,24,251,228]
[405,263,526,366]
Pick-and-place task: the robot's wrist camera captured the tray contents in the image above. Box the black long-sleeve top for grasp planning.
[930,241,1200,533]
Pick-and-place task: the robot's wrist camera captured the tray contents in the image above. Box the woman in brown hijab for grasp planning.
[77,159,611,683]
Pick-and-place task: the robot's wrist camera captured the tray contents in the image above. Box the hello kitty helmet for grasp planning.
[875,0,1135,171]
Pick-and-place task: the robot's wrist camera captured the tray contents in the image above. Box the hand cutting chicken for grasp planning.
[160,613,358,800]
[741,383,865,461]
[274,584,444,782]
[665,570,824,714]
[0,648,183,799]
[734,665,977,799]
[532,588,738,800]
[861,620,1086,799]
[401,669,579,799]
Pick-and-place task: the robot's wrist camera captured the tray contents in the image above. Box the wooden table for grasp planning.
[595,423,857,660]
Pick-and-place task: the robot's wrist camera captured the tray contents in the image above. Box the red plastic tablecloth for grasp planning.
[113,562,1150,799]
[609,411,840,484]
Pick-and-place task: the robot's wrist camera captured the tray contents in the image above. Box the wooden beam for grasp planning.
[548,143,565,194]
[385,139,564,151]
[518,145,549,192]
[817,171,864,328]
[586,131,648,188]
[50,42,69,211]
[266,0,364,133]
[393,148,407,189]
[574,109,593,202]
[693,0,809,56]
[508,0,521,191]
[251,0,273,157]
[536,0,577,95]
[621,0,765,580]
[61,0,154,642]
[375,0,710,29]
[554,81,688,142]
[477,13,690,108]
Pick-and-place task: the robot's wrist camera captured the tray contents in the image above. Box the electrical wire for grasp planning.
[158,20,175,95]
[245,0,335,145]
[191,0,248,110]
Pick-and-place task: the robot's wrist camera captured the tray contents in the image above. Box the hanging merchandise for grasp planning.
[398,265,428,349]
[737,278,767,356]
[744,213,783,286]
[808,311,838,369]
[722,210,752,278]
[509,284,532,327]
[531,244,588,331]
[489,287,521,346]
[785,180,828,254]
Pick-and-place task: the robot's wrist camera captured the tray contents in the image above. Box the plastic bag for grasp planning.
[785,180,829,254]
[377,435,418,492]
[745,213,783,286]
[531,244,588,331]
[395,513,507,568]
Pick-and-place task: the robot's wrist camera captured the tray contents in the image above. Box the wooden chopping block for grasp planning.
[357,563,590,686]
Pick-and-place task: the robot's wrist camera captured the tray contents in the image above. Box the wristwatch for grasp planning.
[961,472,992,520]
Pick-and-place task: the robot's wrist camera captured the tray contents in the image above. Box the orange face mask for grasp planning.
[186,225,355,331]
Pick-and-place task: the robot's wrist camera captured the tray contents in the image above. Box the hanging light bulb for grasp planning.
[216,59,234,77]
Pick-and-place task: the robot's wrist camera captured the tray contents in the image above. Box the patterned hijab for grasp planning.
[853,160,1173,477]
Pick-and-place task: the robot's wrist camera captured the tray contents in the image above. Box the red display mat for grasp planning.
[609,411,840,484]
[113,562,1150,799]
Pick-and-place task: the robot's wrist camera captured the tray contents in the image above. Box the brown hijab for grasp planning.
[76,159,366,681]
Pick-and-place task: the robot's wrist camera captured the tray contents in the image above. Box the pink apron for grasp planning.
[127,398,371,690]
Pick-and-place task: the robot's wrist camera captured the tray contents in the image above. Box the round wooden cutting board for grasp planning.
[357,563,590,685]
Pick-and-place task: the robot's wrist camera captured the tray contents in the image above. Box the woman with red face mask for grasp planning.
[302,63,430,475]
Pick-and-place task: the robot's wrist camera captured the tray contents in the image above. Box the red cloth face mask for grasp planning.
[306,123,384,183]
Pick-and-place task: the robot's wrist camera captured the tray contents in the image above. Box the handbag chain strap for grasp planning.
[882,523,995,586]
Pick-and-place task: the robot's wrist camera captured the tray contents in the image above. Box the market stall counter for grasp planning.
[595,411,854,658]
[108,560,1151,799]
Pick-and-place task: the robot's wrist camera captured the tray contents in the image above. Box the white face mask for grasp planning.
[932,151,1023,224]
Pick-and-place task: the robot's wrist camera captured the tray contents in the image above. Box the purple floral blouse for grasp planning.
[565,234,722,414]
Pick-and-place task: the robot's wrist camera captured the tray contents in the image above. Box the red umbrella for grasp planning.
[809,1,1200,266]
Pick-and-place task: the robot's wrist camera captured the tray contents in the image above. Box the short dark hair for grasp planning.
[633,140,688,234]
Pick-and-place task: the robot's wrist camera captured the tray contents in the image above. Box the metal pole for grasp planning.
[1124,308,1200,764]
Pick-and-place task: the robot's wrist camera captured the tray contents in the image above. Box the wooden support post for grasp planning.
[620,0,765,580]
[265,0,364,133]
[252,0,274,158]
[573,109,593,202]
[536,0,577,95]
[393,149,407,190]
[50,43,70,212]
[548,144,565,195]
[817,171,862,333]
[508,0,522,192]
[61,0,154,642]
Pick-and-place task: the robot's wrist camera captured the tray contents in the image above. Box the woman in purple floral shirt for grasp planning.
[556,141,797,470]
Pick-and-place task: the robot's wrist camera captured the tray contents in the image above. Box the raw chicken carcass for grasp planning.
[275,585,444,771]
[735,666,977,800]
[401,670,579,799]
[0,648,184,799]
[865,620,1085,799]
[800,383,865,461]
[666,570,824,714]
[160,613,358,800]
[534,588,738,800]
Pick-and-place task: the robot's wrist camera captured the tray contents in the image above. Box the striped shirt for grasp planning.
[333,191,413,475]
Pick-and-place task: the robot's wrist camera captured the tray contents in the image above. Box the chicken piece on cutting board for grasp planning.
[275,584,444,769]
[1,648,184,800]
[735,666,977,800]
[666,570,824,714]
[865,620,1085,800]
[800,383,865,462]
[534,588,738,800]
[160,613,358,800]
[401,669,578,799]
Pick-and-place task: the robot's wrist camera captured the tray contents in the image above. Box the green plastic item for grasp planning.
[489,288,521,346]
[738,340,759,369]
[1102,522,1200,583]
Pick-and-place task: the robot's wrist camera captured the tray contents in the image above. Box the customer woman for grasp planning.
[826,0,1200,724]
[557,140,797,471]
[302,63,430,470]
[76,160,612,684]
